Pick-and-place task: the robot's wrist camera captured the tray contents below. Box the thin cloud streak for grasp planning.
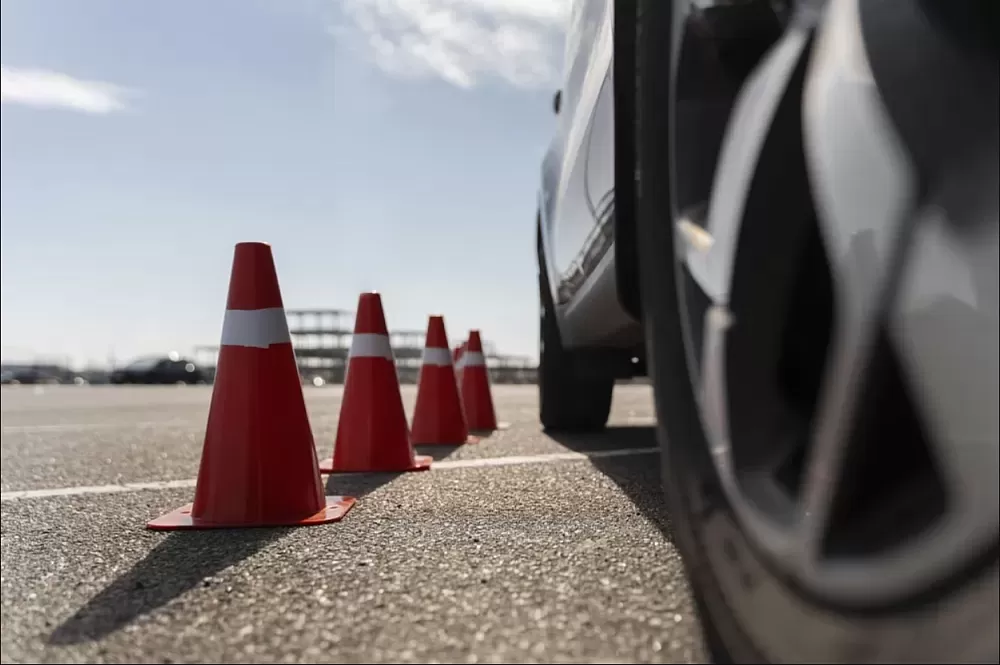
[335,0,571,90]
[1,66,132,114]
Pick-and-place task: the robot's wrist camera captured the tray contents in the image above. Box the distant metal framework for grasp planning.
[193,308,537,384]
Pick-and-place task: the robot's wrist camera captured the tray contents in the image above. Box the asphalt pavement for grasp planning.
[1,383,707,663]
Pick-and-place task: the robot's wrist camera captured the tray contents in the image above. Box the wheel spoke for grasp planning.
[676,29,809,306]
[794,244,907,562]
[680,9,822,569]
[657,0,999,624]
[887,206,1000,562]
[795,0,918,564]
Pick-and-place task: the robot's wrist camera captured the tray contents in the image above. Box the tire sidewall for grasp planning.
[631,2,999,664]
[630,2,761,661]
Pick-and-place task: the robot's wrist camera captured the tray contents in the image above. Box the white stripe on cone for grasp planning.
[422,347,453,367]
[350,333,394,360]
[458,351,486,368]
[220,307,292,348]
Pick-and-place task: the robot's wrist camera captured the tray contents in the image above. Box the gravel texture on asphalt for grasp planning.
[1,384,705,663]
[1,386,656,493]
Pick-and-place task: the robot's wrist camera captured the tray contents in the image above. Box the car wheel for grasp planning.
[537,225,615,432]
[632,0,998,662]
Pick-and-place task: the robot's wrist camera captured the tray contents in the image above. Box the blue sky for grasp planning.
[1,0,568,368]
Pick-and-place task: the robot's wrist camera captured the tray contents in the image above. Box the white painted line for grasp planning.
[0,447,659,502]
[430,447,658,470]
[1,478,197,501]
[2,419,196,434]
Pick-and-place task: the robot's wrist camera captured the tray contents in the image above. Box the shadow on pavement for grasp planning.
[414,443,464,461]
[322,442,462,498]
[545,425,660,454]
[544,426,674,541]
[324,469,414,498]
[50,466,405,646]
[48,528,286,646]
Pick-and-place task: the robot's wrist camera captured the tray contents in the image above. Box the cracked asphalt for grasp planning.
[1,383,707,663]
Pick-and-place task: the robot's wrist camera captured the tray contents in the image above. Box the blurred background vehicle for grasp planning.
[108,353,206,385]
[0,364,68,385]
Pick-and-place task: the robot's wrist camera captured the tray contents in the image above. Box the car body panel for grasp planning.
[538,0,641,350]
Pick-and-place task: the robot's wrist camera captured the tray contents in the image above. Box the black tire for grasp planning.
[632,1,999,663]
[630,2,750,660]
[537,226,615,432]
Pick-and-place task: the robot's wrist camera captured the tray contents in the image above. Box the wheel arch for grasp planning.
[612,0,643,323]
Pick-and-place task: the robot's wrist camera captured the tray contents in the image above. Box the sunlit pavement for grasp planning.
[1,384,705,664]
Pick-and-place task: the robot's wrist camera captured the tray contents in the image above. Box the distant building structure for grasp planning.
[193,307,537,385]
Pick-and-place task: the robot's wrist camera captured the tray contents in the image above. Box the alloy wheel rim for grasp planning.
[664,0,998,609]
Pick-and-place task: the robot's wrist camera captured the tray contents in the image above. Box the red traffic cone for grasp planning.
[411,315,478,445]
[458,330,499,433]
[147,242,355,530]
[454,341,468,386]
[319,293,432,473]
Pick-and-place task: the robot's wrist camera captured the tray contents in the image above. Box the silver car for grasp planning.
[535,0,998,661]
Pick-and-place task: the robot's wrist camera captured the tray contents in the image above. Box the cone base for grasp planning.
[468,422,510,436]
[145,496,357,531]
[318,454,433,474]
[412,434,480,446]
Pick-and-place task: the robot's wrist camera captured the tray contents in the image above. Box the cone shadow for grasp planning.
[413,443,463,461]
[48,529,285,646]
[324,471,404,499]
[543,426,674,541]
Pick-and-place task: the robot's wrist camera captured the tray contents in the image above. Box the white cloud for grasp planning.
[335,0,572,90]
[1,66,131,114]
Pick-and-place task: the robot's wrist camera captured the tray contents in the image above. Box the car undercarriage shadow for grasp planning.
[543,425,675,542]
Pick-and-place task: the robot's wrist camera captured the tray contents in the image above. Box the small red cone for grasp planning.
[411,316,478,445]
[454,341,468,386]
[147,242,355,530]
[319,293,432,473]
[458,330,500,434]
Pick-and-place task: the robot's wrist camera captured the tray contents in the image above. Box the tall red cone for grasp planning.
[147,242,355,530]
[411,316,478,445]
[458,330,499,433]
[319,293,432,473]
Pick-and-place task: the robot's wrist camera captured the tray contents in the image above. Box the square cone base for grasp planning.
[146,496,357,531]
[413,434,481,445]
[318,454,433,474]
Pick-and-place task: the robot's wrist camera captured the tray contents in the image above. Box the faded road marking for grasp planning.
[2,419,195,434]
[431,448,657,470]
[1,478,199,501]
[0,447,659,502]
